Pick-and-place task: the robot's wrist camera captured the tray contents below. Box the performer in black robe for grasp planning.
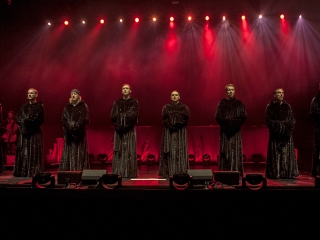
[159,91,190,178]
[59,89,89,171]
[310,84,320,177]
[111,84,139,178]
[265,88,299,179]
[215,84,247,176]
[13,88,44,177]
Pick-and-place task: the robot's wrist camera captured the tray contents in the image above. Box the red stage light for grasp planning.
[205,16,209,21]
[64,20,69,26]
[188,16,192,21]
[100,19,105,24]
[259,15,262,19]
[280,14,284,19]
[170,17,174,22]
[135,18,139,23]
[47,22,51,26]
[299,15,302,19]
[242,15,246,20]
[82,20,85,24]
[222,16,226,21]
[153,17,157,22]
[119,18,123,22]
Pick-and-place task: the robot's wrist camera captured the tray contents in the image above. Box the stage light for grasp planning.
[242,174,267,190]
[82,20,85,24]
[135,18,139,23]
[259,15,262,19]
[205,16,209,21]
[222,16,226,21]
[97,154,108,163]
[100,19,104,24]
[99,174,122,189]
[241,15,246,20]
[299,15,302,19]
[64,20,69,26]
[188,154,196,164]
[88,153,94,163]
[120,18,123,22]
[136,154,141,163]
[147,154,156,164]
[47,22,51,26]
[202,154,211,163]
[32,173,55,188]
[169,173,193,190]
[251,154,263,163]
[280,14,284,19]
[153,17,157,22]
[170,17,174,22]
[188,16,192,21]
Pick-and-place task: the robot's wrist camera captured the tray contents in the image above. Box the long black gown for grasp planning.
[215,98,247,176]
[158,102,190,178]
[265,100,299,179]
[310,92,320,177]
[13,102,44,177]
[111,98,139,178]
[59,100,89,171]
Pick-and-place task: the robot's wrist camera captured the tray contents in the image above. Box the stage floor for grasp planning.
[0,163,315,189]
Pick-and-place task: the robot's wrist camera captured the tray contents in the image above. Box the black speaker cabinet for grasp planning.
[81,169,107,185]
[213,171,240,186]
[57,171,83,184]
[187,169,213,185]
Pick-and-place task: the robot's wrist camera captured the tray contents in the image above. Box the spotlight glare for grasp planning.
[100,19,104,24]
[153,17,156,22]
[222,16,226,21]
[205,16,209,21]
[82,20,85,24]
[241,15,246,20]
[259,15,262,19]
[170,17,174,22]
[188,16,192,21]
[64,20,69,25]
[47,22,51,26]
[135,17,139,23]
[299,15,302,19]
[280,14,284,19]
[120,18,123,22]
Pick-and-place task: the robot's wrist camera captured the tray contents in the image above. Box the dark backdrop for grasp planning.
[1,0,319,169]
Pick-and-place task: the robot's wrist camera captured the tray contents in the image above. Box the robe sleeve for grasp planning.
[310,97,320,124]
[266,104,295,138]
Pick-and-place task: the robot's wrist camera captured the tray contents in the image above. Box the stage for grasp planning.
[0,164,319,239]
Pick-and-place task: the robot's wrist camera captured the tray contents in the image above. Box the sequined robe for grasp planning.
[215,98,247,176]
[310,92,320,177]
[266,100,299,179]
[59,100,89,171]
[13,102,44,177]
[159,102,190,178]
[111,98,139,178]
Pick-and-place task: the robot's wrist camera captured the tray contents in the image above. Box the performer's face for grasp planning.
[122,85,131,97]
[71,92,80,101]
[8,112,14,119]
[274,89,284,102]
[27,89,37,100]
[226,86,235,99]
[171,91,180,103]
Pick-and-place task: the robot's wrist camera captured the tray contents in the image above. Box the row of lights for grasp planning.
[48,14,303,26]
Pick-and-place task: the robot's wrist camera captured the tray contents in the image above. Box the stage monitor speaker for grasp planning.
[81,169,107,185]
[187,169,213,185]
[57,171,83,184]
[213,171,240,186]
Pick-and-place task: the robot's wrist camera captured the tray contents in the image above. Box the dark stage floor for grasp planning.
[1,163,320,239]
